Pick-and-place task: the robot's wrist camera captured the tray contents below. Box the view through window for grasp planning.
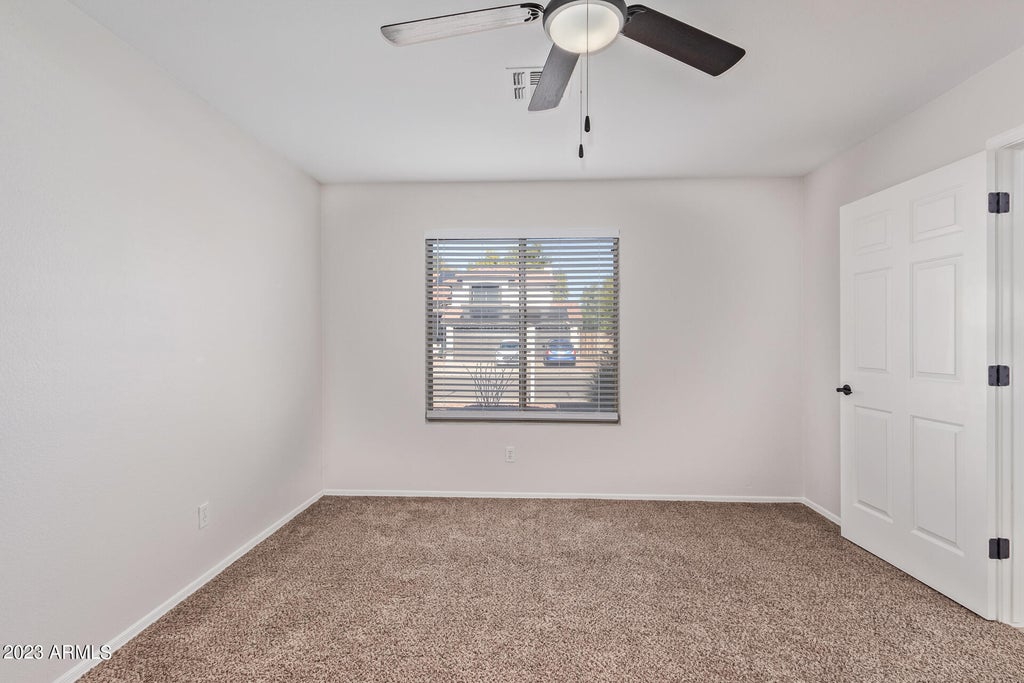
[426,236,619,422]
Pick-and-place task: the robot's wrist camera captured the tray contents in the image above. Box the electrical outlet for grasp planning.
[505,446,516,463]
[198,502,209,529]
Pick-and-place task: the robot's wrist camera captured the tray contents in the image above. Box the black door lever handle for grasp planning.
[835,384,852,396]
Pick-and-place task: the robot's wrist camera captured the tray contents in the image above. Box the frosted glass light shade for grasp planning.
[545,1,624,54]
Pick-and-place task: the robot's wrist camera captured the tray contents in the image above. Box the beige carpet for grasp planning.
[82,497,1024,682]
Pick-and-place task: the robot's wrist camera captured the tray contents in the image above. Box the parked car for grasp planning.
[544,339,576,366]
[495,339,521,366]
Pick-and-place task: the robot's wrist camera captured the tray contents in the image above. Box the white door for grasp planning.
[839,152,993,618]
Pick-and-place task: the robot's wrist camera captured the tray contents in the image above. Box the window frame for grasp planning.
[425,229,620,424]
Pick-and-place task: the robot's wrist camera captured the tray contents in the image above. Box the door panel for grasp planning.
[854,406,892,519]
[840,152,992,618]
[855,270,890,372]
[911,416,961,548]
[911,257,959,379]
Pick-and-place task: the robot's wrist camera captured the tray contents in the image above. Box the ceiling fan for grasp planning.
[380,1,746,112]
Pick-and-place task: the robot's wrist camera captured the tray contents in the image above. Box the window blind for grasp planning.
[426,236,619,422]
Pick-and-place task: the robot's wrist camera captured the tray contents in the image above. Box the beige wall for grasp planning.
[0,3,322,682]
[323,179,804,497]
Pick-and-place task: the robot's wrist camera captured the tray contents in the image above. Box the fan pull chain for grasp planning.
[578,89,584,158]
[578,0,590,158]
[578,82,584,158]
[578,42,584,158]
[585,0,591,134]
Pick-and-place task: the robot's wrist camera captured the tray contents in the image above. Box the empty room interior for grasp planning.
[8,0,1024,681]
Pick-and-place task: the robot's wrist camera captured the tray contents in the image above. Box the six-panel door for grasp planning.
[839,152,992,618]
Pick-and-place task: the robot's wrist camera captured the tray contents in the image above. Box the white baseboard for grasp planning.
[800,497,841,525]
[324,489,804,504]
[324,489,842,525]
[55,491,323,683]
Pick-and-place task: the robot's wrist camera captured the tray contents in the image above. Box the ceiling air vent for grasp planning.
[507,67,544,103]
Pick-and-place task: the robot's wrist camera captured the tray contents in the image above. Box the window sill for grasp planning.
[426,410,619,424]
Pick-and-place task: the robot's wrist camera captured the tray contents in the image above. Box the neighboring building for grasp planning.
[430,266,582,361]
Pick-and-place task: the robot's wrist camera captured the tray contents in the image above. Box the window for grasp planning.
[426,235,619,422]
[469,283,501,319]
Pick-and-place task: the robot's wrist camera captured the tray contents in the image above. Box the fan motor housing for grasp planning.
[543,0,628,54]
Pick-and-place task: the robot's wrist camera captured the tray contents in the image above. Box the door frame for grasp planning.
[986,123,1024,625]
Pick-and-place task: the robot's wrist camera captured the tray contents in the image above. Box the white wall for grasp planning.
[0,3,322,682]
[323,179,804,497]
[801,45,1024,517]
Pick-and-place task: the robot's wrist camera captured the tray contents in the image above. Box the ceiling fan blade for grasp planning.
[622,5,745,76]
[381,3,544,46]
[528,45,579,111]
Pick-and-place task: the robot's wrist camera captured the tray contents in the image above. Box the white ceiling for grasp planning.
[72,0,1024,183]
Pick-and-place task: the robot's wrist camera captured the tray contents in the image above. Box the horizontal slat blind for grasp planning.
[426,236,619,422]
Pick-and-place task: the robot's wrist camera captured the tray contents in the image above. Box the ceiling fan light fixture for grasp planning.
[543,0,626,54]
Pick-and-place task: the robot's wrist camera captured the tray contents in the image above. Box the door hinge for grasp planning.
[989,365,1011,387]
[990,537,1010,560]
[989,192,1010,214]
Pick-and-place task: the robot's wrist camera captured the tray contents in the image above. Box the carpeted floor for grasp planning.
[82,497,1024,682]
